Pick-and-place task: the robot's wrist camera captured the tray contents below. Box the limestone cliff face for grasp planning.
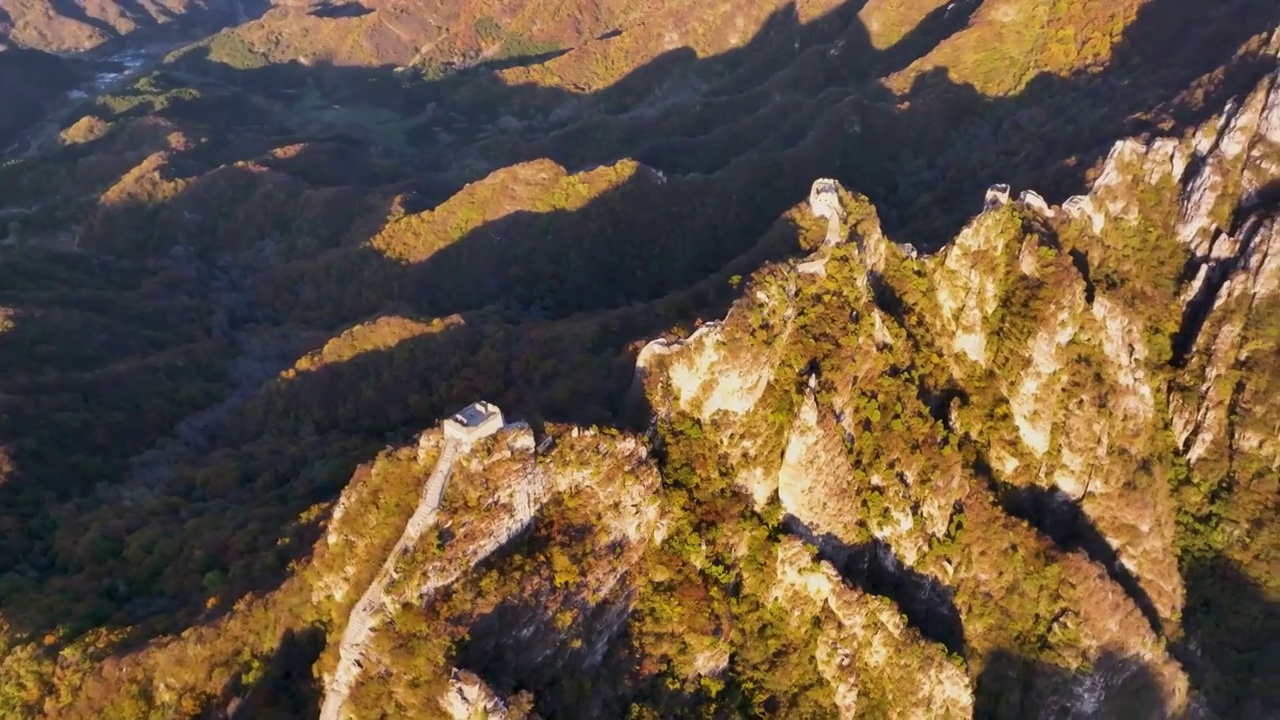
[776,392,852,535]
[922,198,1179,624]
[1167,59,1280,474]
[964,245,1183,631]
[778,387,967,568]
[1004,291,1085,459]
[440,670,534,720]
[640,260,801,508]
[1160,59,1280,679]
[1058,48,1280,639]
[772,537,974,719]
[932,208,1021,367]
[638,181,1197,714]
[1174,211,1280,466]
[862,199,1181,667]
[638,319,775,422]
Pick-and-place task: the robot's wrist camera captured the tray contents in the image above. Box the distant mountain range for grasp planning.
[0,0,214,51]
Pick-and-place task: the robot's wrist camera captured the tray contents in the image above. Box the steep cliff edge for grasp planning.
[771,536,973,718]
[628,55,1280,706]
[635,179,1196,715]
[629,53,1280,702]
[1027,45,1280,714]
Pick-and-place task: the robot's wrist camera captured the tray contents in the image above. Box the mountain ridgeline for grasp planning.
[0,1,1276,718]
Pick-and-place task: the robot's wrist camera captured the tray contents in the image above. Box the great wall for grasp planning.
[318,178,1067,719]
[319,401,508,720]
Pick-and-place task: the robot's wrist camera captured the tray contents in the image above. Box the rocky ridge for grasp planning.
[314,423,662,719]
[636,185,1194,715]
[624,56,1280,711]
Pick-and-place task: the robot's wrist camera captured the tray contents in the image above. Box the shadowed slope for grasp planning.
[0,3,1274,717]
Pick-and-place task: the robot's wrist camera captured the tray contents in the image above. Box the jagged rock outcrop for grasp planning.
[1038,50,1280,637]
[1178,89,1278,257]
[1006,292,1087,458]
[639,321,770,421]
[640,261,802,506]
[1167,59,1280,473]
[1019,189,1053,217]
[984,183,1011,210]
[932,208,1020,366]
[1076,39,1279,264]
[639,175,1202,714]
[1173,214,1280,464]
[777,391,864,534]
[440,670,534,720]
[1061,194,1105,233]
[810,177,846,246]
[772,537,974,719]
[970,227,1183,628]
[779,387,968,567]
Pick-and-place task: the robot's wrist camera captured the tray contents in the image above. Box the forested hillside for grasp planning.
[0,49,84,148]
[0,0,1276,718]
[0,0,245,51]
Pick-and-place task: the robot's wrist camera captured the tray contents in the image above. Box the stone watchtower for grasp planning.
[809,178,846,247]
[809,178,843,221]
[442,401,505,444]
[323,399,507,720]
[984,184,1011,210]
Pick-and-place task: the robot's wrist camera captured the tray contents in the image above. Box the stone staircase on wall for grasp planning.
[421,440,459,513]
[319,437,463,720]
